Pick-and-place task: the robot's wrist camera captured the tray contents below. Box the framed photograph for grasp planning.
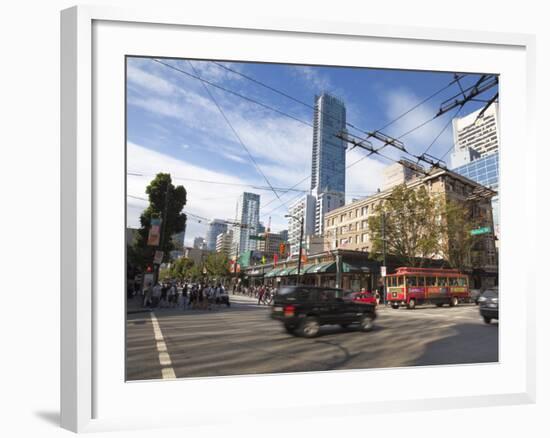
[61,5,536,433]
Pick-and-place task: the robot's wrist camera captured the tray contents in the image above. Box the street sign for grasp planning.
[249,235,265,241]
[381,266,387,277]
[153,250,164,264]
[470,226,491,236]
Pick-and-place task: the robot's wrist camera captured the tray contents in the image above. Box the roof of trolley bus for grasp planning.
[385,267,466,276]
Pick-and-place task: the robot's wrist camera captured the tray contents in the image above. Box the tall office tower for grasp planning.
[287,194,316,256]
[453,152,500,246]
[193,236,206,250]
[231,192,260,257]
[215,230,233,257]
[205,219,228,251]
[310,93,347,235]
[450,102,500,168]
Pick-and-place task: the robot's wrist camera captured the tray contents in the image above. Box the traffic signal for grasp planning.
[279,243,286,255]
[146,265,153,273]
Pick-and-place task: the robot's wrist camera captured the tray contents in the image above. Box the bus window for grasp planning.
[427,277,437,286]
[450,278,459,286]
[398,276,405,287]
[418,277,425,286]
[437,277,448,287]
[457,277,466,287]
[407,277,417,287]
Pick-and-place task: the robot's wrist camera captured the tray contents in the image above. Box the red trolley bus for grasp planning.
[385,267,469,309]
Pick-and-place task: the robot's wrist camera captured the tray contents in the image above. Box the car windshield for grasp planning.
[481,289,498,298]
[278,287,298,296]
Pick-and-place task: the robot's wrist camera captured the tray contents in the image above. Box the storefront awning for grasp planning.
[306,261,336,274]
[342,262,371,273]
[264,268,284,278]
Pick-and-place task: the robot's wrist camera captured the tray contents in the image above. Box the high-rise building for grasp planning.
[453,152,500,245]
[256,232,286,256]
[232,192,260,257]
[193,236,207,250]
[278,229,289,242]
[310,93,347,235]
[287,194,316,256]
[205,219,228,252]
[215,230,233,257]
[450,102,499,168]
[171,229,186,251]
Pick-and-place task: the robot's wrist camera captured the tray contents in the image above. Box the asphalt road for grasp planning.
[126,294,498,381]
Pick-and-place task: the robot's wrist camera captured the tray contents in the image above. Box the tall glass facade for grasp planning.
[453,152,499,238]
[311,93,347,195]
[232,192,260,256]
[205,219,228,251]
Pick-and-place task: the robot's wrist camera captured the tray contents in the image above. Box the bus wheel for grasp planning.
[407,299,416,310]
[391,303,400,309]
[450,297,458,307]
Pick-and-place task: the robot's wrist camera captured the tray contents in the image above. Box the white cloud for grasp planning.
[381,88,453,162]
[126,142,299,243]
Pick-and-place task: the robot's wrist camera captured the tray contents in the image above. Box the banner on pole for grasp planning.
[147,218,162,246]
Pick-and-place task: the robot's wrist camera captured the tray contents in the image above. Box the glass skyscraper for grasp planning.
[232,192,260,257]
[453,152,499,240]
[311,93,347,195]
[310,93,347,235]
[205,219,228,252]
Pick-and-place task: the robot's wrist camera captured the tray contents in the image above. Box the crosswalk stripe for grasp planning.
[150,312,177,380]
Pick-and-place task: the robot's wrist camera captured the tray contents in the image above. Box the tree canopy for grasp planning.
[131,173,187,269]
[367,184,488,270]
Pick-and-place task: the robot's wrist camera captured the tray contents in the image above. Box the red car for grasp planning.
[347,291,378,305]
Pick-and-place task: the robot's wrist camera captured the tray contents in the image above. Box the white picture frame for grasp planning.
[61,5,536,433]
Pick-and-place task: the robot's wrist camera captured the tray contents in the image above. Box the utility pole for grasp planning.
[285,214,304,286]
[297,216,304,285]
[382,211,387,269]
[153,183,170,284]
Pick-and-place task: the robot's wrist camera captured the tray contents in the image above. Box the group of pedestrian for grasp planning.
[233,284,278,305]
[140,281,228,311]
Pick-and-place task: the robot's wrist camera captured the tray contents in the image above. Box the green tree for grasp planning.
[169,257,195,280]
[203,252,230,278]
[132,173,187,268]
[367,184,440,266]
[439,199,484,271]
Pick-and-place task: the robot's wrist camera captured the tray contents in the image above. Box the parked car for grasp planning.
[478,288,498,324]
[469,288,482,305]
[347,291,378,306]
[271,286,377,338]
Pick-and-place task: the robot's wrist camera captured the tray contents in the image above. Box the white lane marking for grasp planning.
[150,312,177,380]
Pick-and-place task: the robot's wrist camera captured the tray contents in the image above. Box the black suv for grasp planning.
[478,287,498,324]
[271,286,377,338]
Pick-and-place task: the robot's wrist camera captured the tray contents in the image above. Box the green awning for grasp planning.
[342,262,371,273]
[264,268,284,278]
[307,261,336,274]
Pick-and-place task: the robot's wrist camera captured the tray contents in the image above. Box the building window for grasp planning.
[362,233,368,243]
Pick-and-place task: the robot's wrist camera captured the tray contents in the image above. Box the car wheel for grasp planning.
[391,303,400,309]
[360,314,375,332]
[340,323,350,329]
[450,296,459,307]
[483,316,492,324]
[299,317,320,338]
[407,299,416,310]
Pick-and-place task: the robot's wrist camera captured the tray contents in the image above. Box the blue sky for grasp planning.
[126,56,497,246]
